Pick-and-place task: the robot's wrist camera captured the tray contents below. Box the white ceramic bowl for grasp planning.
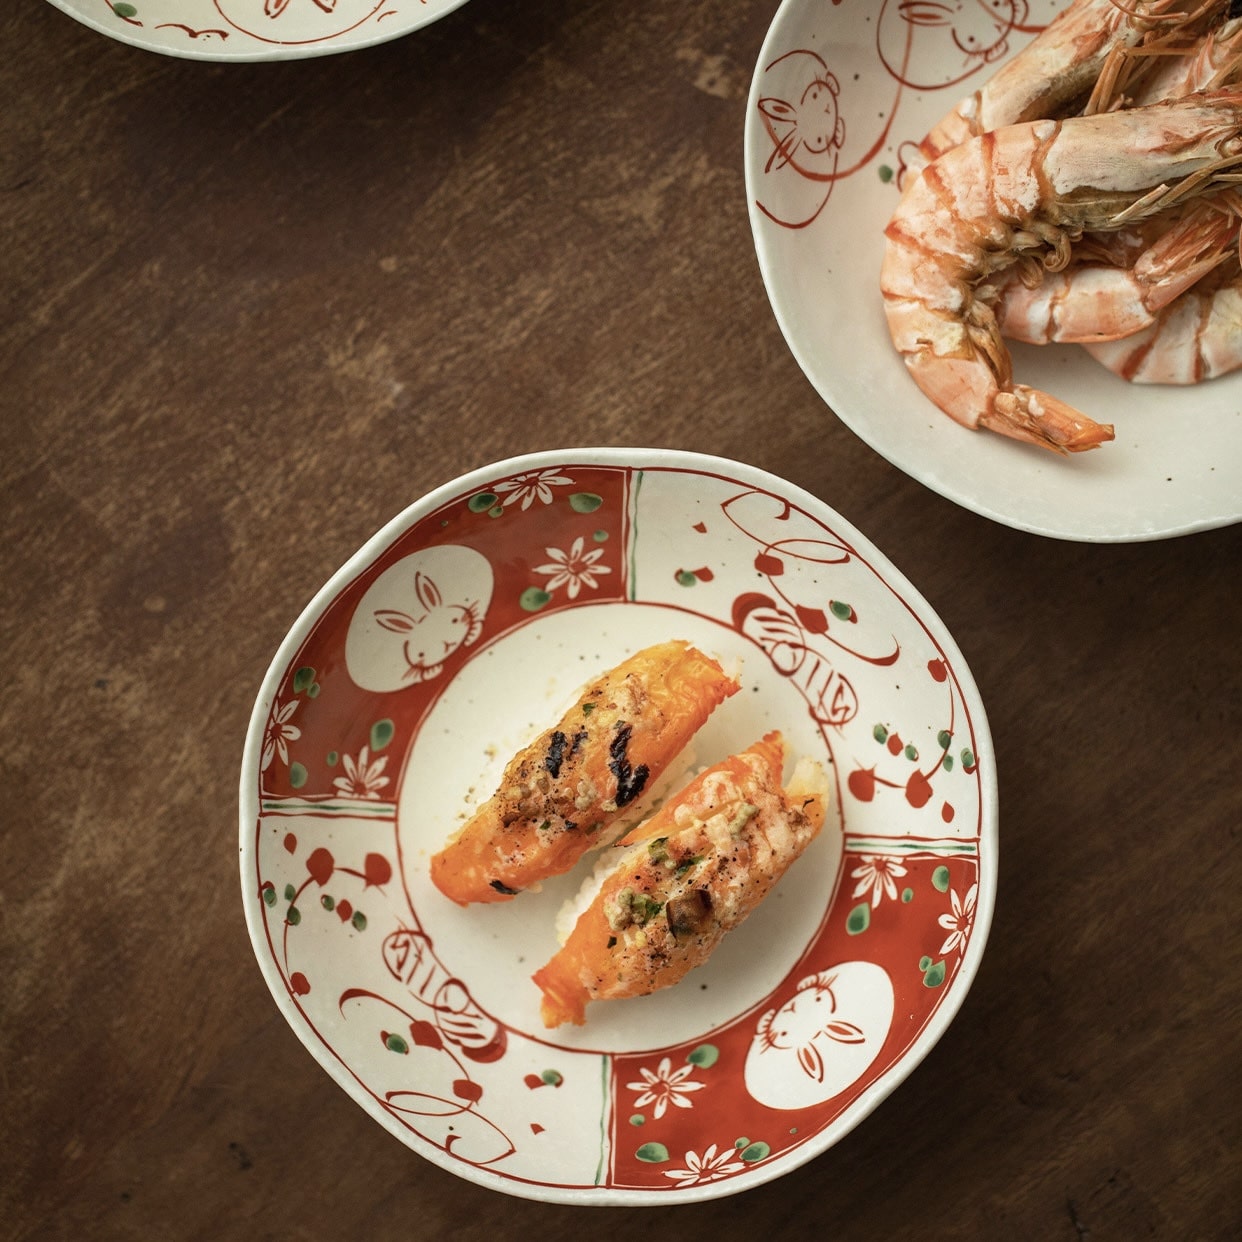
[239,449,998,1204]
[45,0,469,61]
[744,0,1242,541]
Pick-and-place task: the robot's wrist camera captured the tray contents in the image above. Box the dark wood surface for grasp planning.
[4,2,1240,1239]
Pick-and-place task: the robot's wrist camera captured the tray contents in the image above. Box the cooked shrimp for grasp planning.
[993,195,1242,344]
[918,0,1224,164]
[531,732,828,1028]
[881,91,1242,452]
[429,641,739,906]
[1082,261,1242,381]
[992,23,1242,348]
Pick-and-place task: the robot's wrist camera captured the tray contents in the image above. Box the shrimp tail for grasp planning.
[897,329,1115,452]
[985,387,1116,454]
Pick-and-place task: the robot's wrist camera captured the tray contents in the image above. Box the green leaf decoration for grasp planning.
[846,902,871,935]
[630,1114,645,1126]
[569,492,603,513]
[904,744,918,761]
[488,506,504,519]
[592,529,608,543]
[937,729,952,750]
[540,1069,563,1086]
[923,959,947,988]
[289,762,308,789]
[943,754,955,771]
[734,1136,750,1150]
[635,1142,669,1164]
[287,906,301,926]
[370,718,395,751]
[830,600,853,620]
[873,723,888,743]
[113,2,137,16]
[262,886,277,907]
[687,1044,719,1068]
[321,894,335,910]
[293,666,315,693]
[879,164,894,183]
[901,887,914,904]
[351,910,367,931]
[740,1141,771,1162]
[327,751,339,766]
[519,587,551,612]
[961,747,976,767]
[386,1033,409,1054]
[932,865,950,892]
[919,955,932,971]
[307,682,321,699]
[283,883,295,901]
[677,570,697,587]
[467,492,497,512]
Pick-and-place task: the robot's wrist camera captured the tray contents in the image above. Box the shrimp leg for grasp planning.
[1092,13,1242,111]
[994,195,1242,345]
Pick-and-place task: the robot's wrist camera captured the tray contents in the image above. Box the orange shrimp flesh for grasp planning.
[1083,259,1242,381]
[881,91,1242,452]
[531,731,828,1028]
[429,641,739,906]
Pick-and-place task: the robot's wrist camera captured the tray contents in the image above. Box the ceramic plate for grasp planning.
[744,0,1242,542]
[44,0,469,60]
[239,449,998,1204]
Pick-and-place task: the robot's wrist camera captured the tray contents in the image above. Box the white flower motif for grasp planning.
[937,882,978,956]
[850,855,908,908]
[262,699,301,771]
[626,1056,705,1120]
[533,536,611,599]
[663,1144,747,1187]
[333,746,390,800]
[493,469,573,510]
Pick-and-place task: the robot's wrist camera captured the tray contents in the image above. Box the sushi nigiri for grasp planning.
[429,640,739,906]
[531,731,828,1027]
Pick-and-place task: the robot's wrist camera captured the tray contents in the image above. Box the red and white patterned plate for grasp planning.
[745,0,1242,541]
[239,449,998,1203]
[44,0,469,60]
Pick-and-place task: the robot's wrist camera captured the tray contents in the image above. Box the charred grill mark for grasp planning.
[545,727,588,779]
[489,879,520,895]
[545,730,569,778]
[608,722,649,807]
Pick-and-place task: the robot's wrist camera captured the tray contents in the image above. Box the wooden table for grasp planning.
[4,2,1239,1238]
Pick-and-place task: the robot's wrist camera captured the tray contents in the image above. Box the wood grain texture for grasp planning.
[2,2,1240,1239]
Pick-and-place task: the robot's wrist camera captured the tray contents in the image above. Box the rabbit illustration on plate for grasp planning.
[744,961,894,1109]
[346,546,494,693]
